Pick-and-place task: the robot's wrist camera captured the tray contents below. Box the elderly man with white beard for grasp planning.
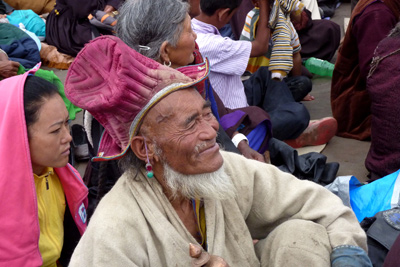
[64,35,371,266]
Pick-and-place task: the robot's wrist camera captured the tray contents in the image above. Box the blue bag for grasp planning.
[326,170,400,222]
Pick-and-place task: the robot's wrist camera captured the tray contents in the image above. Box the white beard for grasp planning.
[162,162,237,201]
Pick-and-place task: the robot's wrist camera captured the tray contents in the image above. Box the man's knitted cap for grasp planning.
[65,35,209,161]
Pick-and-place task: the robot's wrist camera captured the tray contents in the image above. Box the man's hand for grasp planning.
[250,0,271,57]
[237,140,266,163]
[103,5,116,13]
[0,60,20,78]
[190,243,230,267]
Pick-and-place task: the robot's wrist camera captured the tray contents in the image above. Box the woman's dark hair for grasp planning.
[24,75,60,128]
[200,0,242,16]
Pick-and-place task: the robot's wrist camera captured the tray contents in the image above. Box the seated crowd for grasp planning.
[0,0,400,265]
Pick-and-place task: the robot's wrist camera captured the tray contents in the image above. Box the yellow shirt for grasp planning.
[193,199,207,248]
[34,167,66,267]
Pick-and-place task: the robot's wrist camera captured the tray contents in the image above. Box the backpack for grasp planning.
[360,208,400,266]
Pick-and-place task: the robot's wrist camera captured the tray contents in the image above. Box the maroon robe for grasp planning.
[331,0,399,140]
[365,22,400,180]
[384,229,400,266]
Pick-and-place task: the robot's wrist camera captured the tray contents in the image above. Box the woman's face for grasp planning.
[168,14,197,68]
[28,94,72,175]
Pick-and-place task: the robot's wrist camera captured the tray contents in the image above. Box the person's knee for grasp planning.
[294,103,310,128]
[256,219,331,266]
[270,219,329,242]
[270,104,309,140]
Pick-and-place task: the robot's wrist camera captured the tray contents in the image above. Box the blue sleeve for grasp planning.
[331,245,372,267]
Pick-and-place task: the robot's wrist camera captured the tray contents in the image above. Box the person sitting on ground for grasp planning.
[0,70,88,266]
[64,32,371,266]
[244,0,304,82]
[331,0,400,140]
[45,0,122,56]
[0,23,40,69]
[80,0,338,217]
[240,0,315,101]
[365,21,400,181]
[192,0,337,148]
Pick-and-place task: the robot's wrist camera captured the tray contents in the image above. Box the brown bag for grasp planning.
[5,0,56,15]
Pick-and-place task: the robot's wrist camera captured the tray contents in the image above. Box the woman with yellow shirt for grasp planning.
[0,66,88,266]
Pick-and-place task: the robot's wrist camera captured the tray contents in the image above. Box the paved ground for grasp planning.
[52,1,371,182]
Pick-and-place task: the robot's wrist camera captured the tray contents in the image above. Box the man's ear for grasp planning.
[130,136,162,164]
[159,41,171,65]
[216,8,231,22]
[130,136,148,162]
[131,135,154,162]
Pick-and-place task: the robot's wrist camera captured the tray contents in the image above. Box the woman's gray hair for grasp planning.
[116,0,189,61]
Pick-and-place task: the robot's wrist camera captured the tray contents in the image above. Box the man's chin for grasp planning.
[199,147,224,173]
[163,161,236,201]
[210,153,224,172]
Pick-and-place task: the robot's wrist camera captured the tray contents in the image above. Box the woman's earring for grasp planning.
[143,138,154,178]
[163,61,172,67]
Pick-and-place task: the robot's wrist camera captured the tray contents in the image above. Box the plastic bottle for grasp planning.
[304,57,334,77]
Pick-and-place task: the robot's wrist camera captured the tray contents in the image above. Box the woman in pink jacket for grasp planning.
[0,66,88,267]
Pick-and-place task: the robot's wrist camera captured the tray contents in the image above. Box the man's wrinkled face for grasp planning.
[143,88,223,175]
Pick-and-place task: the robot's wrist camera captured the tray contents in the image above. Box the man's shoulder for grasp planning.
[220,150,270,179]
[192,19,245,46]
[196,34,252,61]
[220,150,294,184]
[90,173,142,223]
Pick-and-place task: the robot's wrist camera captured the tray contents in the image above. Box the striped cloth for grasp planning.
[241,3,302,79]
[192,18,251,109]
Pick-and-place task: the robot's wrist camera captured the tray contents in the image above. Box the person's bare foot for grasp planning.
[302,94,315,101]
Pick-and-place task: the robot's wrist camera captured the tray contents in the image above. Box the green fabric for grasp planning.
[17,65,82,120]
[0,23,29,46]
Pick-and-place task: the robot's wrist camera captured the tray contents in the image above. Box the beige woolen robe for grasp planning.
[69,151,367,266]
